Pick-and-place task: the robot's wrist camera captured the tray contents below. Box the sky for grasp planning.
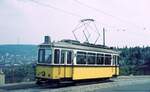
[0,0,150,47]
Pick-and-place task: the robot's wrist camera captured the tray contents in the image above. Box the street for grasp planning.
[96,81,150,92]
[0,76,150,92]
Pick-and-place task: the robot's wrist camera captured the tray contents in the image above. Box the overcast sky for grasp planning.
[1,0,150,47]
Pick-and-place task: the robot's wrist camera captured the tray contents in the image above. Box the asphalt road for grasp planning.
[95,82,150,92]
[1,76,150,92]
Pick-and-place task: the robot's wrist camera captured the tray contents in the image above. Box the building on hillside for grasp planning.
[0,68,5,85]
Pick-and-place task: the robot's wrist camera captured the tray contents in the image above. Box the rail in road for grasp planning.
[0,76,150,92]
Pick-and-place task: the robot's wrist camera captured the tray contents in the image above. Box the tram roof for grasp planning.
[39,39,119,54]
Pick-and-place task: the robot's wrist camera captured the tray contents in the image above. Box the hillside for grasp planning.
[0,45,150,83]
[119,47,150,75]
[0,45,150,73]
[0,45,38,66]
[0,45,37,56]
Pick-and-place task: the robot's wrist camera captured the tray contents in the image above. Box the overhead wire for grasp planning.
[73,0,146,30]
[20,0,145,31]
[18,0,149,46]
[28,0,129,43]
[29,0,83,18]
[25,0,125,31]
[25,0,131,40]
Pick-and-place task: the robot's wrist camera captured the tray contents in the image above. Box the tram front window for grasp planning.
[38,49,52,63]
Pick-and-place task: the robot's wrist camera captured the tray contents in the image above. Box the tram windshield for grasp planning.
[38,49,52,63]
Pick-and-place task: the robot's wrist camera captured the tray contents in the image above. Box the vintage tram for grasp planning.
[35,36,119,84]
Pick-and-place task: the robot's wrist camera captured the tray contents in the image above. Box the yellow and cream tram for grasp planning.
[35,36,119,84]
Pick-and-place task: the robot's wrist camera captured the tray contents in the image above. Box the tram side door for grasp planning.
[60,50,73,79]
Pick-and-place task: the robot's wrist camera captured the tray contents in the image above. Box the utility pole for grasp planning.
[103,28,105,46]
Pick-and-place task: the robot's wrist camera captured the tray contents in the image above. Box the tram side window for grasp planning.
[113,55,119,65]
[87,53,96,64]
[116,56,119,65]
[38,49,45,63]
[105,54,111,65]
[45,49,52,63]
[113,55,116,65]
[61,50,65,64]
[77,52,86,64]
[97,54,104,65]
[67,51,72,64]
[113,55,117,65]
[54,49,60,64]
[38,49,52,63]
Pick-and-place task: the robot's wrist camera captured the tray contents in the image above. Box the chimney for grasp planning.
[44,36,51,44]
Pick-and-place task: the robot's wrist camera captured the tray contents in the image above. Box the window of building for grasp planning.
[54,49,60,64]
[105,54,111,65]
[87,53,96,64]
[77,52,86,64]
[97,54,104,65]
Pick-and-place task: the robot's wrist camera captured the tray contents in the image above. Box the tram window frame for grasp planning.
[113,55,116,65]
[96,54,104,65]
[67,51,72,64]
[105,54,112,65]
[61,50,65,64]
[116,56,119,65]
[38,49,45,63]
[76,51,86,64]
[38,49,52,63]
[113,55,119,66]
[45,49,52,63]
[87,53,96,64]
[60,50,73,65]
[54,49,60,64]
